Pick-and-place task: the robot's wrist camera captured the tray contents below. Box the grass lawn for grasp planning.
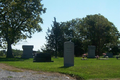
[0,57,120,80]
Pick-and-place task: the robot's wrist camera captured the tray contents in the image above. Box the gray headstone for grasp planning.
[104,53,113,58]
[21,45,34,58]
[88,45,95,58]
[64,41,74,67]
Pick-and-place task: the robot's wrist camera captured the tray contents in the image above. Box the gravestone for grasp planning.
[64,41,74,67]
[88,45,95,58]
[104,53,113,58]
[21,45,34,58]
[33,53,53,62]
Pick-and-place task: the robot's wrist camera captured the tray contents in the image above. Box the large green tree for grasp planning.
[79,14,120,55]
[44,18,85,57]
[0,0,46,58]
[61,19,85,56]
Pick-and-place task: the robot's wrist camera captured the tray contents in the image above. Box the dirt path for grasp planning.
[0,63,76,80]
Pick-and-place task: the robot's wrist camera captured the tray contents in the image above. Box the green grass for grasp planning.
[0,57,120,80]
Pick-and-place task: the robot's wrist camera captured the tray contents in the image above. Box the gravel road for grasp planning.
[0,64,76,80]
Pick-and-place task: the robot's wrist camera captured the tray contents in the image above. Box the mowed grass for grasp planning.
[0,57,120,80]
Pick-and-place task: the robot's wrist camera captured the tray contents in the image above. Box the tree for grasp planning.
[61,19,85,56]
[0,0,46,58]
[44,17,64,57]
[79,14,120,55]
[44,18,85,57]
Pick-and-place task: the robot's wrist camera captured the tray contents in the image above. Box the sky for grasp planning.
[12,0,120,51]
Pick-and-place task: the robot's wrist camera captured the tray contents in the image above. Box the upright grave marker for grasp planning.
[104,53,113,58]
[64,41,74,67]
[21,45,34,58]
[88,45,95,58]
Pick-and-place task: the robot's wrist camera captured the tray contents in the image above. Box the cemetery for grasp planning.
[0,0,119,79]
[0,55,120,80]
[0,36,120,80]
[0,42,120,80]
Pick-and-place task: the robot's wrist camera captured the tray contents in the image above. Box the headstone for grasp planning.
[104,53,113,58]
[21,45,34,58]
[33,53,53,62]
[64,41,74,67]
[88,45,95,58]
[116,55,120,60]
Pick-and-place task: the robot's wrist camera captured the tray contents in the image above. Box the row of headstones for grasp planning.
[88,46,113,58]
[64,42,114,67]
[21,42,74,67]
[21,42,113,67]
[21,45,53,62]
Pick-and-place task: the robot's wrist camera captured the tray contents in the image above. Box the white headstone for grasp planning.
[64,41,74,67]
[88,45,95,58]
[21,45,34,58]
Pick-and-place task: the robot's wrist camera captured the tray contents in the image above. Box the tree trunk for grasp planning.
[6,39,14,58]
[55,39,58,58]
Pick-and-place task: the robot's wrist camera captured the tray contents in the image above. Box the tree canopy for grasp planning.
[43,14,120,56]
[0,0,46,58]
[79,14,120,55]
[43,18,64,57]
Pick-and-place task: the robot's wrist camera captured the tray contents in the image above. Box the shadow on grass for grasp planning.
[59,66,71,68]
[59,66,85,80]
[0,58,29,62]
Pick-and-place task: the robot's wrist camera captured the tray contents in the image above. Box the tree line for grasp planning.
[42,14,120,57]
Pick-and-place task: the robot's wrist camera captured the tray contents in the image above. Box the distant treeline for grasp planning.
[0,49,41,57]
[0,49,23,57]
[42,14,120,57]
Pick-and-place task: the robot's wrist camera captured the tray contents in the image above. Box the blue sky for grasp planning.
[12,0,120,51]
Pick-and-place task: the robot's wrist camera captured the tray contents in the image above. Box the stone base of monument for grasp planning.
[99,58,109,60]
[81,58,88,60]
[33,53,53,62]
[21,56,31,59]
[87,56,96,58]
